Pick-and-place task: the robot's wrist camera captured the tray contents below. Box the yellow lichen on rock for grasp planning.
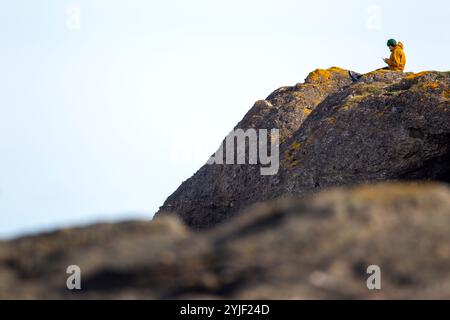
[422,81,440,91]
[414,79,450,98]
[443,89,450,99]
[405,71,431,81]
[283,141,302,168]
[303,108,313,116]
[305,67,348,84]
[291,141,301,151]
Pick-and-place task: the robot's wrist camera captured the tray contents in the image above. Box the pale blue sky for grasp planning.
[0,0,449,238]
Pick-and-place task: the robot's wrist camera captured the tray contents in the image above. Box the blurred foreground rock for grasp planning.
[1,182,450,299]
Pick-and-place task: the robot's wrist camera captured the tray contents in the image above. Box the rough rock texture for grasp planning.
[158,68,450,229]
[1,183,450,299]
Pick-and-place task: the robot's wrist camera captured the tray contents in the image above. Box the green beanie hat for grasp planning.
[387,39,397,47]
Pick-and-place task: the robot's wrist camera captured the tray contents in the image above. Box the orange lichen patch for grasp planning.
[404,71,431,81]
[376,111,386,118]
[303,108,313,116]
[290,141,301,151]
[416,81,450,97]
[443,89,450,99]
[305,67,348,83]
[283,141,302,168]
[422,81,440,90]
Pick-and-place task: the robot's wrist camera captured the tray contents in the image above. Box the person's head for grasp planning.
[387,39,397,51]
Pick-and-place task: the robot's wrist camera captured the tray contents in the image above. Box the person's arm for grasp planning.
[385,51,396,69]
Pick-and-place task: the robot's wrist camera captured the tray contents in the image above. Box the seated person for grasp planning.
[349,39,406,81]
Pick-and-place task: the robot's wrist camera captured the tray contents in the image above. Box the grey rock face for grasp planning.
[158,68,450,229]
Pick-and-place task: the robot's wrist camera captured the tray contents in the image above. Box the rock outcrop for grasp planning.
[157,68,450,229]
[2,182,450,299]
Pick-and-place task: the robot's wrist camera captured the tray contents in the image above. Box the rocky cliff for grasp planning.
[157,68,450,229]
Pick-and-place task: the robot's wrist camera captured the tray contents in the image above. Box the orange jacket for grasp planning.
[386,42,406,71]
